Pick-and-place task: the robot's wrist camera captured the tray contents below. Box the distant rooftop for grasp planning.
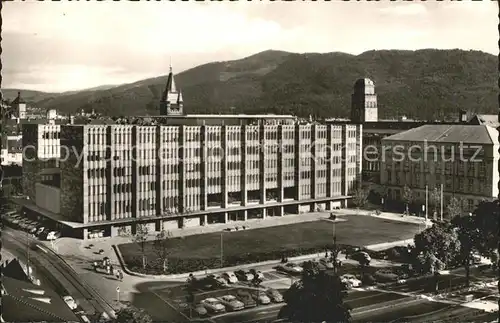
[148,114,297,119]
[469,114,500,128]
[383,124,499,145]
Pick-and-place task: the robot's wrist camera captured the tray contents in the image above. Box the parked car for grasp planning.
[341,274,362,288]
[222,271,238,284]
[235,270,254,281]
[200,298,225,313]
[38,229,51,240]
[319,258,335,269]
[206,274,227,287]
[351,251,371,266]
[35,227,46,236]
[277,263,303,274]
[47,231,61,241]
[252,291,271,305]
[249,269,265,280]
[193,304,208,316]
[28,226,38,234]
[266,289,283,303]
[472,254,482,264]
[63,296,78,310]
[217,295,245,311]
[236,291,257,308]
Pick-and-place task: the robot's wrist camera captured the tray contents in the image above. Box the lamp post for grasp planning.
[220,232,224,268]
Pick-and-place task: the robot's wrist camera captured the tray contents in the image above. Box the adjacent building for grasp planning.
[380,124,499,216]
[18,67,362,239]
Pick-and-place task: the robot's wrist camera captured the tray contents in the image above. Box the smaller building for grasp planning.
[1,259,80,323]
[1,134,22,165]
[380,124,499,216]
[468,114,500,128]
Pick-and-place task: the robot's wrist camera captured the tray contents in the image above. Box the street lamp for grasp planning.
[220,232,224,268]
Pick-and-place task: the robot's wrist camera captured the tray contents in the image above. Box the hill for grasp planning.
[1,89,59,103]
[22,49,500,119]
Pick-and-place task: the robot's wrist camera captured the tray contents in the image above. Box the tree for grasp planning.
[377,186,389,209]
[153,229,172,273]
[452,213,478,287]
[278,261,351,323]
[132,223,149,270]
[470,201,499,267]
[330,236,342,274]
[412,222,461,273]
[352,187,369,209]
[113,306,153,323]
[429,187,441,220]
[402,185,413,215]
[446,197,463,220]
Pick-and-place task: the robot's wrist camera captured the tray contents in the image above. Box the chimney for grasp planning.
[459,110,468,124]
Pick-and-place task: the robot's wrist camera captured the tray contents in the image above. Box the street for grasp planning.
[2,228,116,320]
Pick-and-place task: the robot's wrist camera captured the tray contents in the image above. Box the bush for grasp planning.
[387,248,401,260]
[121,244,351,275]
[373,270,399,283]
[362,274,376,286]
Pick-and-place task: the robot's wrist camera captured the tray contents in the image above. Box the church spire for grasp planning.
[160,60,184,116]
[161,64,177,102]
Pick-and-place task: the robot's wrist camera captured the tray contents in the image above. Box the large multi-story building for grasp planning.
[18,68,362,239]
[331,78,478,191]
[380,124,499,216]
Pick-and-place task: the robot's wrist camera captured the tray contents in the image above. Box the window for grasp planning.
[467,199,474,211]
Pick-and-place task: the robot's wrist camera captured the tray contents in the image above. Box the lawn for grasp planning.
[118,214,421,274]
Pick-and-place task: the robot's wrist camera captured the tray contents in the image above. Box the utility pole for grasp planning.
[425,185,428,221]
[220,232,223,268]
[26,230,31,279]
[440,183,444,222]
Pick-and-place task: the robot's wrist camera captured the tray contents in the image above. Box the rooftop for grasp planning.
[2,276,80,323]
[470,114,500,128]
[382,124,499,145]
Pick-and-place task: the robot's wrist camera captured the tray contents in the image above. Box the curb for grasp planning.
[45,246,117,319]
[113,239,412,279]
[112,244,327,279]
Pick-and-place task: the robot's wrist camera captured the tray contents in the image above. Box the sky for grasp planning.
[2,0,497,93]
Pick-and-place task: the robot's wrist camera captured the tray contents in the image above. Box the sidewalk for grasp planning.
[43,211,342,308]
[46,208,429,308]
[332,209,433,227]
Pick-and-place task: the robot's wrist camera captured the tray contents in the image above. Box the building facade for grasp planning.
[18,67,362,239]
[20,121,362,239]
[380,124,499,216]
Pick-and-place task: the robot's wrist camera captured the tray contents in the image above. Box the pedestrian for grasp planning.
[119,271,123,282]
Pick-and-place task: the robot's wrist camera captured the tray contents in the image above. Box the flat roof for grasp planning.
[383,124,498,145]
[10,197,86,228]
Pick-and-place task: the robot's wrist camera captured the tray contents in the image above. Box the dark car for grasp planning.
[234,270,254,282]
[236,291,257,308]
[38,229,51,240]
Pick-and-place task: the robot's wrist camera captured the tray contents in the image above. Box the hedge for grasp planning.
[122,244,350,275]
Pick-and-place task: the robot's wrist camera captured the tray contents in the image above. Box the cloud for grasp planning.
[2,0,497,92]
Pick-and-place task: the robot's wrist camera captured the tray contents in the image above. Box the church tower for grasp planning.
[350,78,378,123]
[11,91,27,119]
[160,65,184,116]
